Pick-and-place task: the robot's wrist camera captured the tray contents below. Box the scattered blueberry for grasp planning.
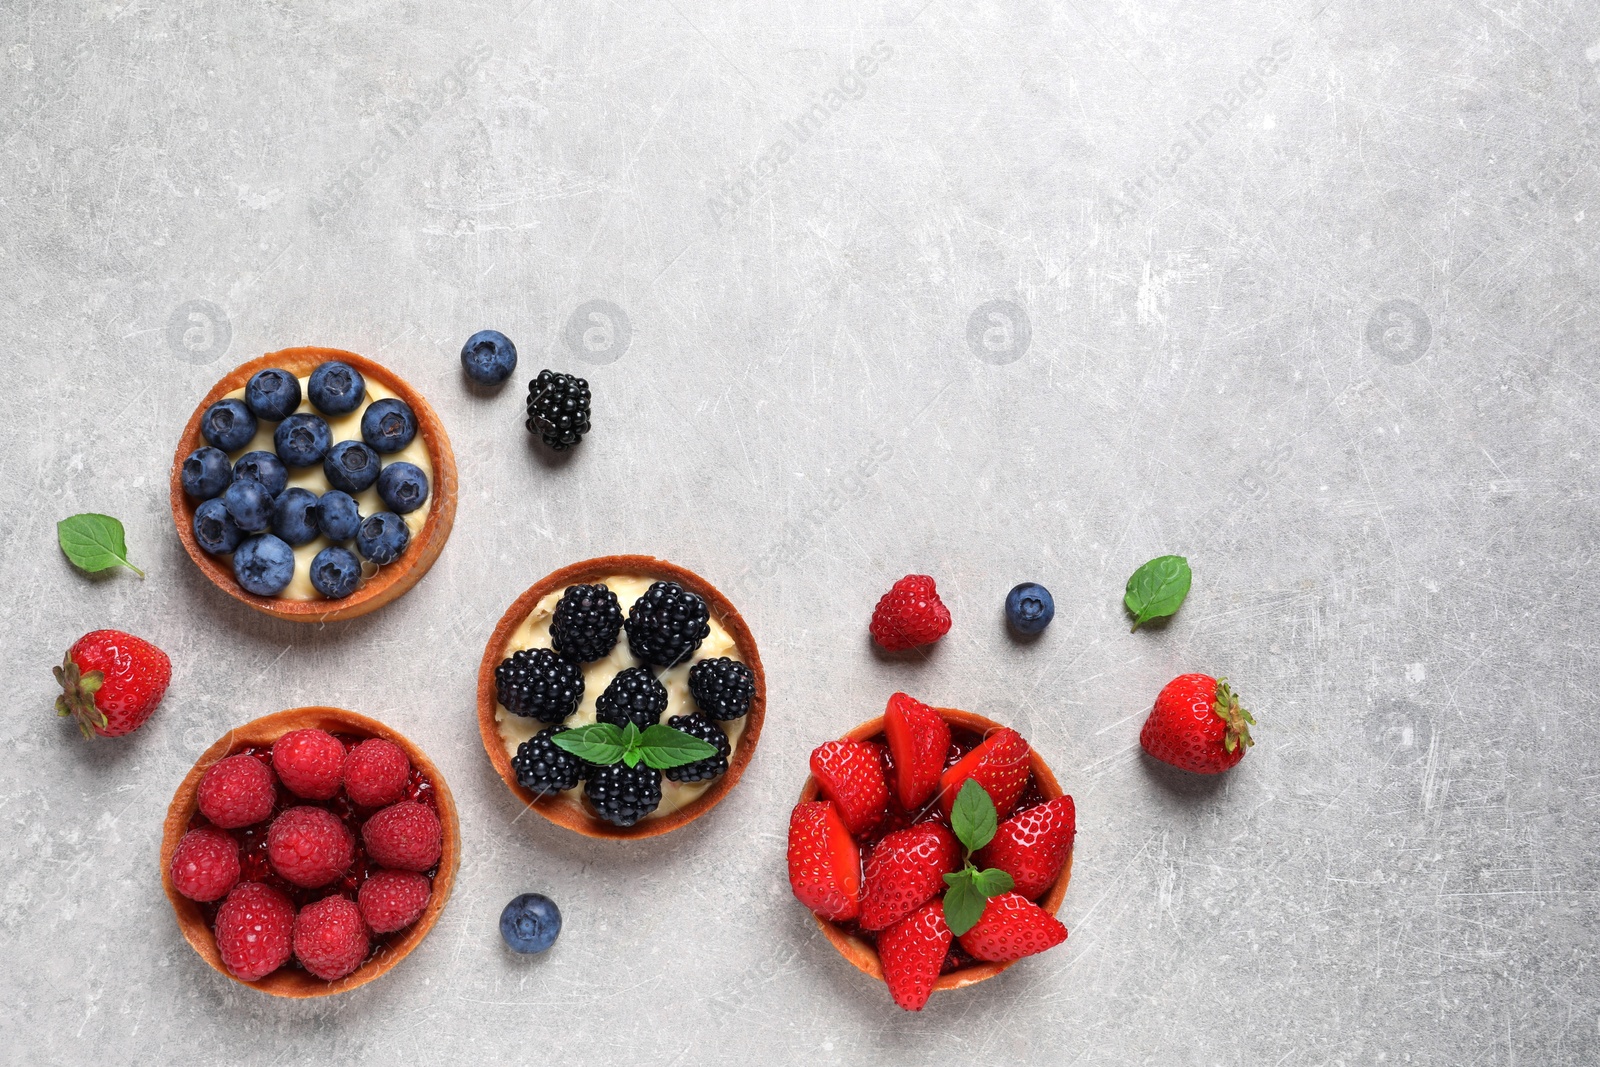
[361,398,417,454]
[308,545,362,598]
[192,498,243,555]
[307,360,366,416]
[243,368,302,421]
[499,893,561,954]
[355,512,410,565]
[322,439,381,494]
[222,478,275,534]
[317,490,361,543]
[376,461,430,515]
[272,487,321,546]
[461,330,518,387]
[274,412,333,467]
[232,450,288,497]
[232,534,296,596]
[180,446,233,500]
[199,399,257,452]
[1004,582,1054,636]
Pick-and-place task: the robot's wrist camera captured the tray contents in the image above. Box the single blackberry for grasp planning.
[550,583,624,663]
[584,762,662,827]
[687,657,756,721]
[624,581,711,667]
[662,714,730,784]
[495,647,585,723]
[511,726,588,795]
[525,369,591,451]
[595,666,668,731]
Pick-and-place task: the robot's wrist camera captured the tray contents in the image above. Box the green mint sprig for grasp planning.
[940,779,1016,936]
[58,513,144,578]
[552,720,718,770]
[1124,554,1190,630]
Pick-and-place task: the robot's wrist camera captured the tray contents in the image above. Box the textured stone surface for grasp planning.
[4,0,1599,1062]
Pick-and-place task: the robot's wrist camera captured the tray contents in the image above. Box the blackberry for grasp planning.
[511,726,588,795]
[624,581,711,667]
[595,666,668,731]
[584,762,662,827]
[525,369,591,451]
[687,657,756,721]
[550,583,624,663]
[662,714,730,784]
[495,648,585,723]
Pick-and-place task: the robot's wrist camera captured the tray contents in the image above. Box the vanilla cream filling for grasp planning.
[217,374,434,600]
[495,575,747,819]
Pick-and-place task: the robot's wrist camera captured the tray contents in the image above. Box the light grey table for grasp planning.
[5,1,1598,1063]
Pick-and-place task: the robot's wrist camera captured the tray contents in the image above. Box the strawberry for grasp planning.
[956,890,1067,963]
[877,899,953,1011]
[975,795,1076,900]
[787,801,862,921]
[937,728,1030,820]
[883,692,951,811]
[869,574,952,652]
[1140,674,1256,774]
[809,739,888,836]
[859,823,960,931]
[53,629,171,738]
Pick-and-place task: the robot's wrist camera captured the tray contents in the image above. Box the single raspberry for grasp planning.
[292,895,370,982]
[169,827,241,902]
[362,801,442,872]
[271,728,347,800]
[343,738,411,808]
[869,574,953,652]
[213,881,294,981]
[196,754,278,829]
[357,869,433,934]
[267,806,355,888]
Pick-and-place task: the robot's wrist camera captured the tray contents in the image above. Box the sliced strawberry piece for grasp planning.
[859,823,960,931]
[787,801,862,921]
[810,739,889,836]
[937,728,1031,820]
[883,692,951,812]
[878,899,953,1011]
[974,795,1076,900]
[956,890,1067,963]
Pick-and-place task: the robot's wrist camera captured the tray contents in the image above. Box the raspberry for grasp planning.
[292,895,370,981]
[343,738,411,809]
[362,801,442,872]
[169,827,241,902]
[357,869,432,934]
[196,754,277,829]
[271,728,347,800]
[869,574,952,652]
[214,881,294,981]
[267,806,355,888]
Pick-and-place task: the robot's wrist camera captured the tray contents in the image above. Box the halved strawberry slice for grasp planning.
[787,801,862,921]
[883,692,951,811]
[974,795,1076,900]
[937,727,1030,820]
[878,899,953,1011]
[810,739,889,836]
[956,890,1067,963]
[859,823,960,931]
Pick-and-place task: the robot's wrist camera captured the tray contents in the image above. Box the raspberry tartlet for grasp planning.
[477,555,765,839]
[161,707,460,997]
[170,348,458,621]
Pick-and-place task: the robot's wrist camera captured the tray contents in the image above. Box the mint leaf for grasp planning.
[950,779,998,852]
[1124,554,1190,631]
[941,874,986,936]
[636,723,719,770]
[551,722,627,765]
[58,514,143,578]
[970,867,1015,897]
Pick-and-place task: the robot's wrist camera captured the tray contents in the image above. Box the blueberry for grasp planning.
[272,487,321,546]
[317,490,361,543]
[308,545,362,598]
[1004,582,1055,635]
[232,450,288,497]
[307,360,366,416]
[274,412,333,467]
[461,329,518,386]
[199,399,257,452]
[243,368,302,421]
[192,498,243,555]
[180,446,233,500]
[323,440,381,494]
[222,478,275,534]
[355,512,410,565]
[361,398,417,454]
[499,893,560,954]
[376,461,430,515]
[233,534,296,596]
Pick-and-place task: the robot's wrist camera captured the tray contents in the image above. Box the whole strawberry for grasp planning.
[957,890,1067,963]
[54,629,171,738]
[975,796,1076,900]
[878,899,953,1011]
[869,575,952,652]
[1140,674,1256,774]
[859,823,959,931]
